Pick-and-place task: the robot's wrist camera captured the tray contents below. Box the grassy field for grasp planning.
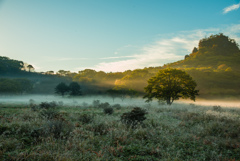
[0,101,240,161]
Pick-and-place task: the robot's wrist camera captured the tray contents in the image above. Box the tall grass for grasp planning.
[0,102,239,160]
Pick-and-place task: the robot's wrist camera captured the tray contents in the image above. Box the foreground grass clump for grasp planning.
[0,103,240,160]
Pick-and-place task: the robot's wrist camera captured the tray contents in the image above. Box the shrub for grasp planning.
[39,109,60,120]
[30,104,38,111]
[112,104,121,110]
[78,113,94,124]
[82,102,88,107]
[92,122,109,135]
[99,102,110,108]
[92,100,100,108]
[121,107,148,127]
[29,99,35,106]
[58,101,64,106]
[213,105,222,112]
[104,107,114,115]
[39,101,57,109]
[44,120,73,139]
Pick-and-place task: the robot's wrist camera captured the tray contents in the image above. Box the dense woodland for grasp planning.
[0,33,240,98]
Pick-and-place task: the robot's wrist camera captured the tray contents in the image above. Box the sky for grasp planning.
[0,0,239,73]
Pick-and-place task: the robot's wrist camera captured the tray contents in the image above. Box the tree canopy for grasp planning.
[69,82,82,96]
[144,68,199,105]
[55,82,69,97]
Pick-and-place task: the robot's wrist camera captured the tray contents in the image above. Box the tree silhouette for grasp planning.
[27,64,34,72]
[144,68,199,105]
[69,82,82,96]
[55,82,69,97]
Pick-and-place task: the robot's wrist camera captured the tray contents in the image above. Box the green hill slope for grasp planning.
[163,33,240,98]
[166,33,240,71]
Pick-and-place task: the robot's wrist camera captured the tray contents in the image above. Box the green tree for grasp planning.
[27,64,34,72]
[106,89,118,102]
[55,82,69,97]
[69,82,82,96]
[144,68,199,105]
[15,78,33,94]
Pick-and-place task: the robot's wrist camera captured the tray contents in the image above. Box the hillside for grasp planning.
[166,33,240,71]
[162,33,240,97]
[1,33,240,98]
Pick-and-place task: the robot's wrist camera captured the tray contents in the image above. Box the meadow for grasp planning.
[0,96,240,160]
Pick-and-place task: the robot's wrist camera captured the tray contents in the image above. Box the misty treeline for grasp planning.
[0,78,32,94]
[0,33,240,97]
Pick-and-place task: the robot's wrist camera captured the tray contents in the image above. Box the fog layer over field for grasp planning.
[0,95,240,108]
[0,95,155,107]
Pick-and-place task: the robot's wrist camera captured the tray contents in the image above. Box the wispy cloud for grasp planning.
[78,24,240,73]
[223,2,240,14]
[45,57,87,62]
[99,56,136,60]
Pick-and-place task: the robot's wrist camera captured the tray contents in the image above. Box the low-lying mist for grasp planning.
[0,94,240,108]
[0,94,153,107]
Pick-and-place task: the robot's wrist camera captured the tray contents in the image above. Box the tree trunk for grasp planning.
[166,97,172,105]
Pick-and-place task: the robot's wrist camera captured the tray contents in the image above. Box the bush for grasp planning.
[44,120,73,139]
[99,102,110,108]
[213,105,222,112]
[92,122,109,135]
[82,102,88,107]
[104,107,114,115]
[92,100,100,108]
[29,99,35,106]
[39,109,60,120]
[58,101,64,106]
[78,113,94,124]
[121,107,148,127]
[39,101,57,109]
[112,104,121,110]
[30,104,38,111]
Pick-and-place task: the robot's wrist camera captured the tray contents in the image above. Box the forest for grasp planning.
[1,33,239,99]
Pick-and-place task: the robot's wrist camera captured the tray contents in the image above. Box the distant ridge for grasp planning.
[165,33,240,71]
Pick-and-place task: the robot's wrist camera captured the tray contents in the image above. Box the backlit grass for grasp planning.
[0,102,240,160]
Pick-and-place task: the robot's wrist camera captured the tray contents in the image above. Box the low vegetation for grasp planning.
[0,101,240,160]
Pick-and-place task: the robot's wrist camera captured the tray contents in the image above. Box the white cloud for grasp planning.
[76,24,240,73]
[99,55,135,60]
[45,57,87,62]
[223,2,240,14]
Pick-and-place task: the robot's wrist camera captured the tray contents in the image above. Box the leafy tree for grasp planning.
[106,89,119,102]
[55,82,69,97]
[0,78,33,94]
[192,47,198,53]
[184,54,190,60]
[128,89,139,99]
[27,64,34,72]
[0,78,21,94]
[45,71,54,75]
[69,82,82,96]
[144,68,199,105]
[0,56,24,74]
[14,78,33,94]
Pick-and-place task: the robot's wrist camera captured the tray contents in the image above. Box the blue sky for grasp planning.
[0,0,239,72]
